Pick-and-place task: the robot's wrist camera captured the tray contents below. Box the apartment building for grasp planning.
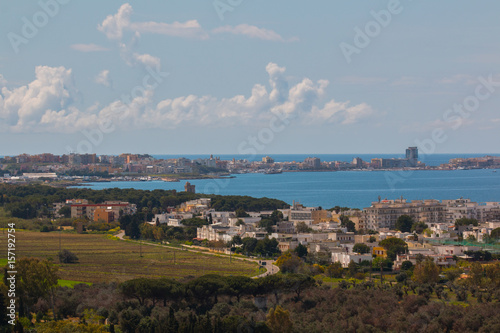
[70,201,137,221]
[364,198,448,230]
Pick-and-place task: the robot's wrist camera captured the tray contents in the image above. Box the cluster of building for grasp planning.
[4,148,498,183]
[443,156,500,169]
[0,153,222,179]
[46,191,499,267]
[143,196,499,268]
[242,147,422,172]
[363,197,500,230]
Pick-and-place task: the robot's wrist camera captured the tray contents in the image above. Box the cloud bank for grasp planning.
[0,63,373,133]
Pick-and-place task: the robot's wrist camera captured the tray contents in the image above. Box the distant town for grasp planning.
[1,147,499,184]
[43,193,500,269]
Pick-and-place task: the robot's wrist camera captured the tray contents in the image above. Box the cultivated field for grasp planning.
[0,231,259,283]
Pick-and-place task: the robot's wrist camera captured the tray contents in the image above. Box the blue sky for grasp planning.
[1,0,500,155]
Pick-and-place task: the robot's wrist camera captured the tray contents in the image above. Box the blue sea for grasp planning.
[76,168,500,209]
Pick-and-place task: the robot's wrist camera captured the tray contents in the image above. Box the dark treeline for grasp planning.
[0,184,288,219]
[5,261,500,332]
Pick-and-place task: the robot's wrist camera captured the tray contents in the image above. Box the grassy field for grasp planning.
[0,231,259,283]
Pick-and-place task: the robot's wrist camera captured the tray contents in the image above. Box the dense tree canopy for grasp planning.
[395,215,414,232]
[379,237,408,261]
[0,184,289,220]
[455,217,479,227]
[353,243,371,254]
[340,215,356,232]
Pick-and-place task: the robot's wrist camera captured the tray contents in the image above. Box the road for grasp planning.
[115,230,279,278]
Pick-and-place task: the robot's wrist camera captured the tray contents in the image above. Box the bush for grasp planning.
[58,249,79,264]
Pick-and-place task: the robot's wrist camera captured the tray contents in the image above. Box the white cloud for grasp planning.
[97,3,133,40]
[391,76,424,86]
[437,74,477,85]
[95,70,112,87]
[0,64,373,133]
[132,53,161,68]
[98,4,208,41]
[212,24,296,42]
[98,4,292,43]
[337,76,388,85]
[266,63,289,103]
[0,66,80,132]
[130,20,209,40]
[70,43,110,52]
[0,74,6,87]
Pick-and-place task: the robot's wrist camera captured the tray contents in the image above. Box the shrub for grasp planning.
[58,249,79,264]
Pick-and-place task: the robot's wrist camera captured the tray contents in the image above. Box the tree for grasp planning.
[276,253,303,273]
[469,262,483,286]
[379,238,408,261]
[258,219,275,233]
[120,278,156,306]
[464,250,492,261]
[231,235,242,246]
[372,257,393,271]
[0,284,10,327]
[241,237,258,254]
[413,258,439,285]
[295,222,312,233]
[58,205,71,218]
[491,227,500,239]
[266,305,292,333]
[347,260,358,277]
[4,258,59,316]
[119,308,142,333]
[466,234,477,242]
[395,215,414,233]
[455,218,479,227]
[411,222,428,234]
[256,237,280,257]
[181,217,209,227]
[224,276,255,302]
[58,249,79,264]
[326,262,343,278]
[401,260,413,271]
[270,210,284,223]
[186,274,227,304]
[235,208,250,218]
[294,243,308,258]
[281,274,315,300]
[340,215,355,232]
[353,243,370,254]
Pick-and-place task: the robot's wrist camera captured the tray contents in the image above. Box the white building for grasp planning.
[332,253,372,268]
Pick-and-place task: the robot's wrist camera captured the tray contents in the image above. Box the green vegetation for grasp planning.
[0,231,258,283]
[57,279,92,288]
[379,237,408,261]
[9,261,500,332]
[0,184,288,221]
[339,215,355,232]
[353,243,370,254]
[395,214,414,232]
[455,217,479,226]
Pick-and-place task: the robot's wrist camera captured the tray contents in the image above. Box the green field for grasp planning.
[0,231,259,283]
